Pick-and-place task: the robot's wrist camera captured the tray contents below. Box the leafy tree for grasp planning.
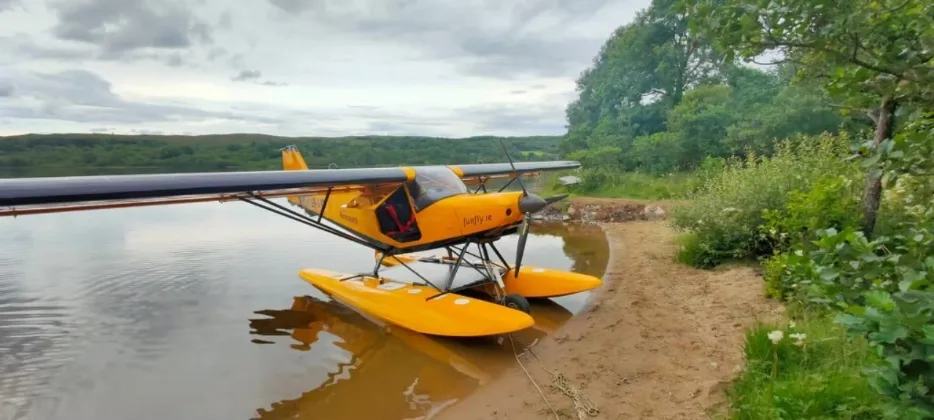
[687,0,934,235]
[561,0,729,159]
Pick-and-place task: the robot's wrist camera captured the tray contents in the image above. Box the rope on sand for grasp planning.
[507,334,599,420]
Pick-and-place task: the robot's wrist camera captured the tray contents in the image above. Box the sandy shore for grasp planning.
[439,206,782,419]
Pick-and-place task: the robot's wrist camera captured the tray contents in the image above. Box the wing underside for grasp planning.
[0,160,579,217]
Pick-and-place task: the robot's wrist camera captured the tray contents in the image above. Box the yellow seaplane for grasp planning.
[0,143,602,337]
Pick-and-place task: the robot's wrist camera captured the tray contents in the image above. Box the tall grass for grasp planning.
[728,310,893,419]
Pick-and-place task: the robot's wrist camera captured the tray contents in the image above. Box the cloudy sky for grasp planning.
[0,0,649,137]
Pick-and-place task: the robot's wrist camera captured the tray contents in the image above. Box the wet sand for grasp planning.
[439,205,783,419]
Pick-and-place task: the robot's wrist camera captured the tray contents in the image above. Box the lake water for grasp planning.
[0,200,608,420]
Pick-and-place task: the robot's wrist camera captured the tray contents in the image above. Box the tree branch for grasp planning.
[747,39,911,81]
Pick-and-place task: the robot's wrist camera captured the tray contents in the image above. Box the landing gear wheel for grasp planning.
[502,294,531,314]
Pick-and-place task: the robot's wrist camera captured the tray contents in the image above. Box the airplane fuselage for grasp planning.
[289,186,526,252]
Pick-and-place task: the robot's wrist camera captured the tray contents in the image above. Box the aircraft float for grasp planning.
[0,142,602,337]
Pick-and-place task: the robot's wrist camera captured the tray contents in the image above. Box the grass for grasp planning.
[726,307,893,420]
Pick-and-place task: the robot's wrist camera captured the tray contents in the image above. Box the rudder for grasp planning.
[281,145,309,171]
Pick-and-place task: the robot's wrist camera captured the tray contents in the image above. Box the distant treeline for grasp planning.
[0,133,561,176]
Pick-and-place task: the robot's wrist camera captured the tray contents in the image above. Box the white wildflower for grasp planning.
[789,333,807,346]
[788,321,796,329]
[722,207,740,213]
[767,330,784,344]
[794,250,804,256]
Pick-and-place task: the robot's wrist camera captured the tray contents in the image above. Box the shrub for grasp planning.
[670,132,860,267]
[771,206,934,416]
[761,174,863,253]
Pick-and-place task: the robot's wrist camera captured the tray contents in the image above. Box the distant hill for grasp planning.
[0,133,563,177]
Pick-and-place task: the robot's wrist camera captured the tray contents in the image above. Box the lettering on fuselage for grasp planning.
[463,214,493,228]
[340,211,358,224]
[302,196,326,212]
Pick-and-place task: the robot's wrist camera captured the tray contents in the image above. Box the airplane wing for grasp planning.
[453,161,580,178]
[0,161,579,217]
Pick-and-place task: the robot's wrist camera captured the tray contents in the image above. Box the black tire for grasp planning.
[502,294,531,314]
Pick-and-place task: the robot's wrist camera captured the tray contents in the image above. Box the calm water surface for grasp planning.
[0,200,608,420]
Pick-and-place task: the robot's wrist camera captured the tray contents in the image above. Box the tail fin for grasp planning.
[281,145,309,171]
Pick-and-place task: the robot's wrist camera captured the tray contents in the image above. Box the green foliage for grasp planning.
[562,60,864,173]
[728,315,895,419]
[0,134,561,177]
[546,169,701,201]
[678,0,934,414]
[762,253,791,300]
[688,0,934,110]
[557,0,875,175]
[670,132,859,267]
[770,209,934,415]
[761,175,863,253]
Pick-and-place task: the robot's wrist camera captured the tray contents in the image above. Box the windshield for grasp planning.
[407,166,468,211]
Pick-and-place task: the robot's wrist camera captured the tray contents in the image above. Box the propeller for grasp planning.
[498,139,569,278]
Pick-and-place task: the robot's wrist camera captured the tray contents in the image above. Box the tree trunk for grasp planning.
[860,95,898,237]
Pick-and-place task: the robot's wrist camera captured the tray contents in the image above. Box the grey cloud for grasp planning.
[266,0,620,79]
[0,79,12,97]
[164,53,184,67]
[0,33,218,68]
[460,103,566,134]
[1,69,283,125]
[48,0,214,55]
[231,70,287,86]
[511,90,527,95]
[0,0,17,12]
[217,10,233,30]
[267,0,307,14]
[207,47,227,60]
[231,69,261,81]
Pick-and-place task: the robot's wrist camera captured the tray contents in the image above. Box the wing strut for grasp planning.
[237,194,387,252]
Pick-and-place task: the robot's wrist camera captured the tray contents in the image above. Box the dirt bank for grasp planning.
[440,200,782,420]
[535,196,681,223]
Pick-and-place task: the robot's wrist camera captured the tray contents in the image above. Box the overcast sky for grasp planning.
[0,0,650,137]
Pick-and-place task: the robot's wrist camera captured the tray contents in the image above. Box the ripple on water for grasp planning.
[0,270,76,420]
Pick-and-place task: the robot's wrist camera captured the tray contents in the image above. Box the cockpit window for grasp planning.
[407,166,468,211]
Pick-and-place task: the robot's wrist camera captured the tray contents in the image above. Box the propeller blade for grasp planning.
[498,138,528,197]
[514,214,530,277]
[544,193,569,204]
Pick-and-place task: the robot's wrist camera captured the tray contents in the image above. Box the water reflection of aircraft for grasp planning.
[1,141,601,337]
[247,295,572,420]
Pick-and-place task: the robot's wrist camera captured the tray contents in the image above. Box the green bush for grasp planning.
[761,175,863,252]
[770,206,934,416]
[728,314,894,419]
[670,132,860,267]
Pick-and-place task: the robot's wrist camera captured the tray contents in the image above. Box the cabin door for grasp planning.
[375,186,421,242]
